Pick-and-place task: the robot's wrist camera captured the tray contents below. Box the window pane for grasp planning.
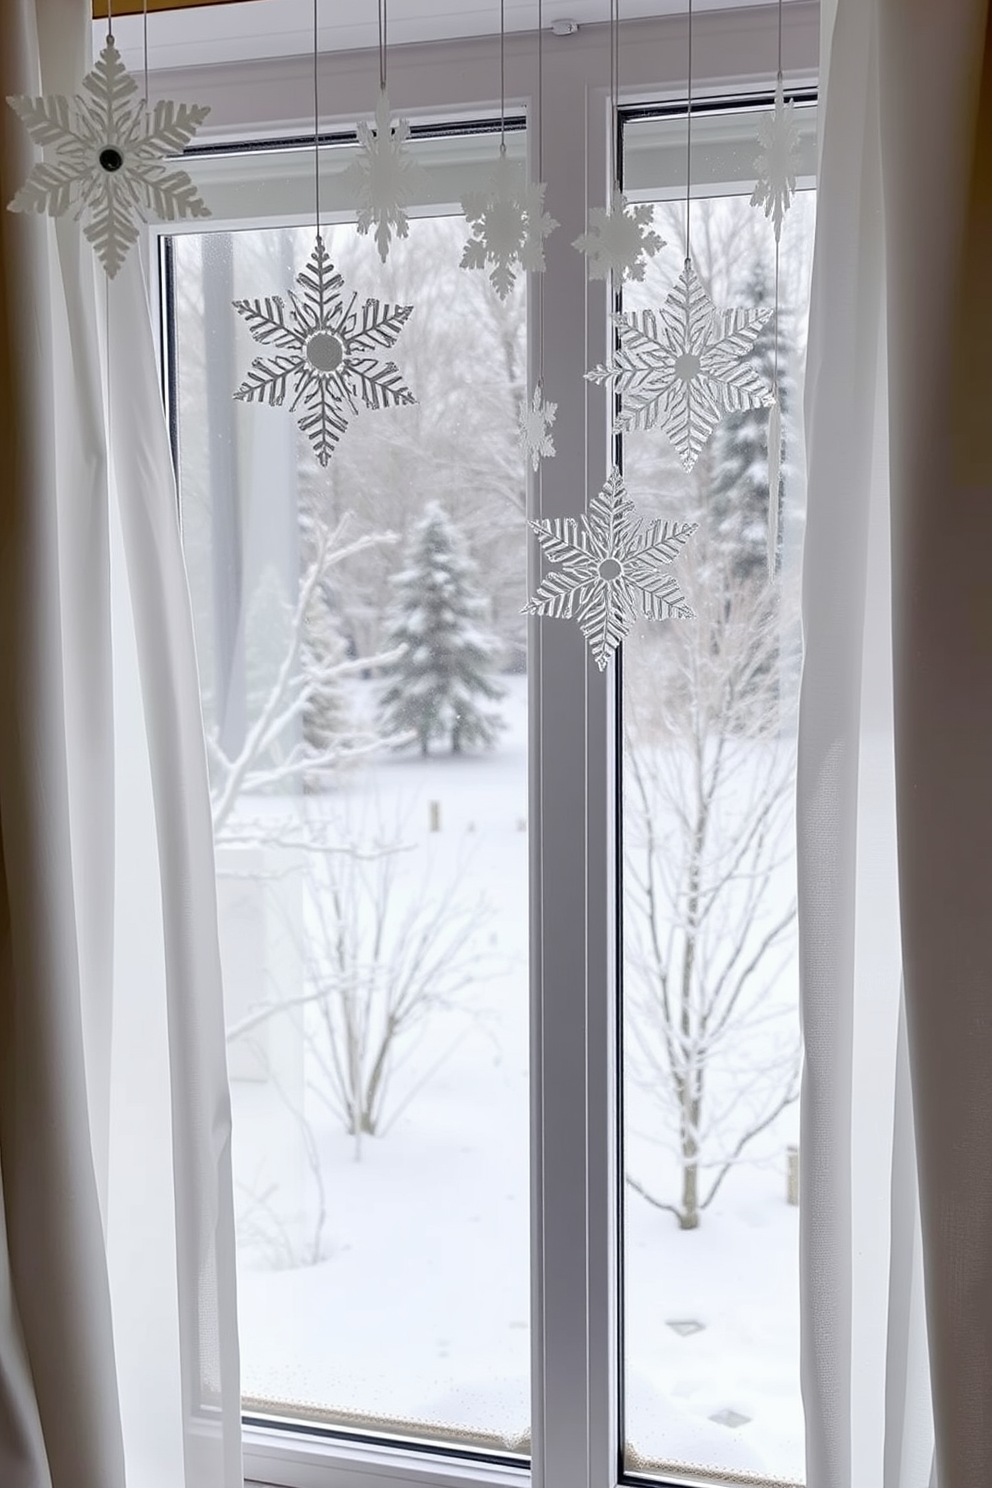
[620,103,816,1486]
[171,144,530,1455]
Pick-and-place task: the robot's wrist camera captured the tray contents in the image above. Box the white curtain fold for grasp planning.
[0,0,242,1483]
[801,1,991,1486]
[797,0,888,1477]
[107,249,243,1488]
[880,2,992,1483]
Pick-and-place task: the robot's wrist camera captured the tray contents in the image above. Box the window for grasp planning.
[140,5,819,1486]
[619,102,816,1485]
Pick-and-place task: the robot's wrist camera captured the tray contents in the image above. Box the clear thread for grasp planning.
[313,0,321,237]
[685,0,693,266]
[499,0,506,153]
[610,0,619,193]
[538,0,546,391]
[773,0,783,396]
[378,0,387,92]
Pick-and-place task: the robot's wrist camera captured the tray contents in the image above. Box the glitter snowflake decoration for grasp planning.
[750,81,802,242]
[461,148,558,300]
[524,467,696,670]
[345,87,426,263]
[573,188,665,283]
[519,385,557,470]
[233,235,416,466]
[586,259,774,472]
[6,33,211,278]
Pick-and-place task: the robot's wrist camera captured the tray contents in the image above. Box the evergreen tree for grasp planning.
[377,502,505,756]
[709,257,793,583]
[301,580,350,757]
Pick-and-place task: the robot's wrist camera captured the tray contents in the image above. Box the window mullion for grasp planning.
[530,47,617,1488]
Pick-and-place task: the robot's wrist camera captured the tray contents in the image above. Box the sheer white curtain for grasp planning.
[0,0,242,1484]
[800,1,991,1486]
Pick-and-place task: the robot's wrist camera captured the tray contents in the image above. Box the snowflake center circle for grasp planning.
[486,201,523,251]
[99,146,125,174]
[598,558,623,582]
[674,352,701,383]
[307,331,346,373]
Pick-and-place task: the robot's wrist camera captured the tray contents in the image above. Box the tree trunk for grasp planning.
[679,1094,702,1229]
[679,1160,700,1230]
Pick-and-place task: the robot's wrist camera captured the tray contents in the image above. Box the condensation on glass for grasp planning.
[618,100,817,1487]
[170,128,530,1457]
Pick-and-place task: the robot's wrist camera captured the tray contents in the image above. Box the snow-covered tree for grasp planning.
[300,578,351,757]
[377,502,505,756]
[208,514,405,837]
[623,528,800,1231]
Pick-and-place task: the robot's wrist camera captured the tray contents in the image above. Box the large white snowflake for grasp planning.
[6,33,211,278]
[233,235,416,466]
[524,467,696,670]
[461,148,558,300]
[585,258,774,472]
[519,385,557,471]
[750,81,802,242]
[345,87,426,263]
[573,188,665,283]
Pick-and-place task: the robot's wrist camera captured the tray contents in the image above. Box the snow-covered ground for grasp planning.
[222,677,803,1485]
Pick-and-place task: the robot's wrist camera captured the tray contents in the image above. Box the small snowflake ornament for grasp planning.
[750,80,802,242]
[233,235,416,466]
[524,467,696,670]
[345,87,426,263]
[461,147,558,300]
[586,258,774,472]
[519,385,557,470]
[573,188,665,283]
[6,33,211,278]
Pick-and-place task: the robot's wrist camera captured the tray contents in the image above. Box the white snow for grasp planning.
[224,676,803,1485]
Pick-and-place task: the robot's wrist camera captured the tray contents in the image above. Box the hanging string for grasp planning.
[313,0,321,239]
[378,0,387,92]
[106,0,113,40]
[609,0,619,193]
[499,0,506,155]
[766,0,785,574]
[772,0,783,398]
[142,0,149,108]
[685,0,693,266]
[537,0,546,393]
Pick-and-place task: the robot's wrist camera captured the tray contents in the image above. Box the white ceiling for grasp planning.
[101,0,792,73]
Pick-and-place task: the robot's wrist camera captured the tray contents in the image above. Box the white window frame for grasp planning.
[148,7,819,1488]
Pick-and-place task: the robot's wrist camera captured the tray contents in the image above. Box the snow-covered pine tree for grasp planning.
[709,256,792,583]
[301,580,350,759]
[377,502,505,756]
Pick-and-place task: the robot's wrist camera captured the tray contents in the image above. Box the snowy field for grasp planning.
[221,677,803,1485]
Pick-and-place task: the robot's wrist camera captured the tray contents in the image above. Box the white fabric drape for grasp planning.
[0,0,242,1484]
[800,2,991,1486]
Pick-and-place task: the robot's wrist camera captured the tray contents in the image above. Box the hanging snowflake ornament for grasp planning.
[461,147,558,300]
[233,235,416,466]
[6,33,211,278]
[586,258,774,472]
[524,467,696,671]
[573,187,665,283]
[750,80,802,242]
[519,385,557,471]
[345,87,426,263]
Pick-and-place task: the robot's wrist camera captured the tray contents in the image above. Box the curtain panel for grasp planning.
[0,0,242,1484]
[800,1,992,1486]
